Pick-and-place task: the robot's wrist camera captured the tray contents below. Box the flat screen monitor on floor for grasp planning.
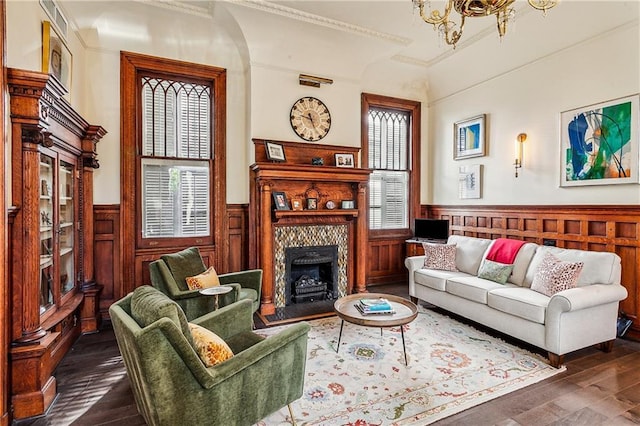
[414,218,449,242]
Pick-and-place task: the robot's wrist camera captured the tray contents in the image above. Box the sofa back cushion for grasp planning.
[524,246,621,288]
[507,242,538,286]
[447,235,493,275]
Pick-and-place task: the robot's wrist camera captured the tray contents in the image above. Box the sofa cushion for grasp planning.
[161,247,207,291]
[508,243,538,287]
[445,276,508,304]
[414,269,470,291]
[531,252,583,296]
[422,243,458,271]
[477,259,513,284]
[188,323,234,367]
[524,245,619,287]
[130,286,194,347]
[186,266,220,290]
[488,287,549,324]
[447,235,493,275]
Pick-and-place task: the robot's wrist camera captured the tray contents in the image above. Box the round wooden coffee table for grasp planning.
[333,293,418,365]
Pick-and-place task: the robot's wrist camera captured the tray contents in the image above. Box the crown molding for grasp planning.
[226,0,411,46]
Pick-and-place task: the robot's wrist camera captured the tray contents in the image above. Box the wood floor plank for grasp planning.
[13,283,640,426]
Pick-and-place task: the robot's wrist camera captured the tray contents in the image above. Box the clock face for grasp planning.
[290,97,331,142]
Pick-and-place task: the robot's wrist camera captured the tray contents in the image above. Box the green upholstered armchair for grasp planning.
[149,246,262,320]
[109,286,310,426]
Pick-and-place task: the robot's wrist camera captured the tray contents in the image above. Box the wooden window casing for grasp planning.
[361,93,421,240]
[121,52,227,284]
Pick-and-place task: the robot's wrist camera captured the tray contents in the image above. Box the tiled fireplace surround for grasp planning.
[274,225,348,308]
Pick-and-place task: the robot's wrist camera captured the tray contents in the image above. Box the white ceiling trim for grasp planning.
[225,0,412,46]
[133,0,213,19]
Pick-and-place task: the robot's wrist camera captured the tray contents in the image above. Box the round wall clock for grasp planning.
[290,96,331,142]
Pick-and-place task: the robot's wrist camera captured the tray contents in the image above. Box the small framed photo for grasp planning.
[335,153,355,168]
[265,141,286,162]
[272,191,289,210]
[42,21,72,95]
[306,198,318,210]
[454,114,486,160]
[291,197,304,211]
[341,200,355,209]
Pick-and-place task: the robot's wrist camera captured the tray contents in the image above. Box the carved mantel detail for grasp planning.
[249,139,371,315]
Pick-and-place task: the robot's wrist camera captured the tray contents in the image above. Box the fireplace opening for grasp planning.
[285,245,339,305]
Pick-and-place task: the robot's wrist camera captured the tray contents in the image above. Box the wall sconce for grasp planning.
[514,133,527,177]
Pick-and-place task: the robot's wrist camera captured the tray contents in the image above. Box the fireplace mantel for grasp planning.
[249,139,371,315]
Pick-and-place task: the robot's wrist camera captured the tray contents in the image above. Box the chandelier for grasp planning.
[413,0,558,48]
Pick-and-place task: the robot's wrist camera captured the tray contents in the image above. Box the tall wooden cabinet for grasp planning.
[8,69,106,419]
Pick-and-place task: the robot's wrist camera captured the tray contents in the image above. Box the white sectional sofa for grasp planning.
[405,235,628,367]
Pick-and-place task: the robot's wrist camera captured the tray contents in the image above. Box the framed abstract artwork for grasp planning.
[458,164,481,199]
[560,95,639,187]
[454,114,486,160]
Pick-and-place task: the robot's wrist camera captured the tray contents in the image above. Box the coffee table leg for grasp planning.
[401,326,408,365]
[336,320,344,353]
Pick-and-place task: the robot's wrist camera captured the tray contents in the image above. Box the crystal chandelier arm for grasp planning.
[414,0,453,26]
[441,15,465,47]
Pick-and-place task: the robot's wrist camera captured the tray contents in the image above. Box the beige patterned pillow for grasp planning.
[531,252,583,296]
[422,243,458,271]
[188,323,234,367]
[185,266,220,290]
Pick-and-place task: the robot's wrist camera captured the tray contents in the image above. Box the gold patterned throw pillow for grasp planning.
[422,243,458,271]
[185,266,220,290]
[531,252,583,296]
[188,323,234,367]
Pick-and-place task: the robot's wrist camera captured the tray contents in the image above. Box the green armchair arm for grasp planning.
[191,299,254,339]
[219,269,262,305]
[149,260,240,320]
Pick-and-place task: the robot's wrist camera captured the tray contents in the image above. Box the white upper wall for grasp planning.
[5,1,639,206]
[428,22,640,205]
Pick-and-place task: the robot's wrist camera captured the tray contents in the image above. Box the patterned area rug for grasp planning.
[257,307,565,425]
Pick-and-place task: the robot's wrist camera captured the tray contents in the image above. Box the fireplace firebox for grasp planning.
[285,245,339,305]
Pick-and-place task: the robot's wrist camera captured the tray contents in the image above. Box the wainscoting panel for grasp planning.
[367,238,408,286]
[93,204,249,320]
[94,205,121,320]
[427,205,640,341]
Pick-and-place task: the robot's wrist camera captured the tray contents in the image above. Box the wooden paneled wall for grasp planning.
[93,204,249,320]
[367,238,408,286]
[427,205,640,341]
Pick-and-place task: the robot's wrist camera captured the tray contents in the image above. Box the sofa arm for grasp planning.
[405,256,426,273]
[548,284,629,314]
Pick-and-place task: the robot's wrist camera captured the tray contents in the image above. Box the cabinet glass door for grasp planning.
[39,153,54,313]
[59,159,75,296]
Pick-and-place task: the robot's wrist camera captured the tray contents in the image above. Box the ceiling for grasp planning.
[61,0,639,101]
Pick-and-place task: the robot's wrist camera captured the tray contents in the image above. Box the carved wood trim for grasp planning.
[427,204,640,341]
[120,52,228,295]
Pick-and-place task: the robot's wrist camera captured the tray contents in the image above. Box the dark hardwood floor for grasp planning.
[14,283,640,425]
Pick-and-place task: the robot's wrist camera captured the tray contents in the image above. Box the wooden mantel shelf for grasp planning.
[251,162,372,182]
[274,209,358,220]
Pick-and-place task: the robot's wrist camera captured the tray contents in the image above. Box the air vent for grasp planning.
[40,0,68,40]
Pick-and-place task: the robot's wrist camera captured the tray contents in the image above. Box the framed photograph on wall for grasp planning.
[458,164,481,199]
[265,141,286,162]
[454,114,486,160]
[272,191,290,210]
[42,21,72,94]
[335,153,355,168]
[560,94,639,187]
